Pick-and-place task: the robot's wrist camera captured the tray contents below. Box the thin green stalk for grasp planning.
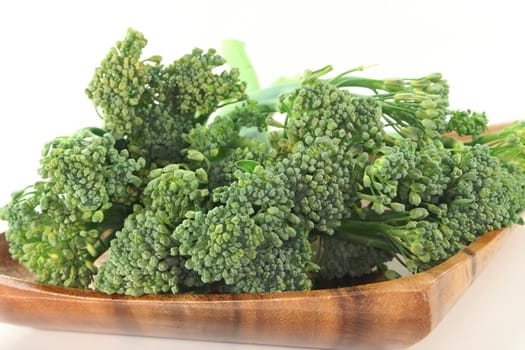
[335,219,414,260]
[334,227,394,252]
[331,76,386,90]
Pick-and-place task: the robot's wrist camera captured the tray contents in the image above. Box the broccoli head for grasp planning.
[0,181,131,288]
[467,120,525,169]
[174,166,313,293]
[279,79,385,153]
[143,164,210,226]
[361,138,454,213]
[273,137,357,235]
[0,127,144,288]
[447,109,488,139]
[39,127,145,212]
[442,144,525,244]
[86,28,246,163]
[94,206,203,296]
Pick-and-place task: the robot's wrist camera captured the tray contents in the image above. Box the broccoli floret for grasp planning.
[39,127,145,212]
[142,165,210,226]
[406,140,455,204]
[442,144,525,244]
[253,67,449,143]
[94,164,211,296]
[206,140,272,190]
[182,100,270,163]
[361,138,454,213]
[336,208,454,273]
[85,29,150,142]
[94,206,203,296]
[1,183,102,288]
[182,101,273,190]
[447,109,488,139]
[360,139,418,214]
[86,28,246,163]
[279,79,385,153]
[273,137,357,235]
[0,127,144,288]
[331,72,450,137]
[174,166,313,293]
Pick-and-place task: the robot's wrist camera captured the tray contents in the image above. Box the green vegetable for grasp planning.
[0,128,144,287]
[174,166,313,293]
[94,205,203,296]
[467,120,525,168]
[85,28,246,164]
[447,109,488,139]
[1,28,524,295]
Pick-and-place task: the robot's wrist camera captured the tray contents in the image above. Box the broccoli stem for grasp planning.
[381,102,422,127]
[330,76,388,91]
[466,121,525,147]
[334,219,413,262]
[334,224,395,253]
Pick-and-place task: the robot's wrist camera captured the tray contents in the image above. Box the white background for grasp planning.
[0,1,524,349]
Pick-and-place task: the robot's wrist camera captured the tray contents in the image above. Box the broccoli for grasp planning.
[141,164,210,226]
[94,206,203,296]
[441,144,525,243]
[182,101,273,189]
[94,164,211,295]
[360,138,455,214]
[86,28,246,164]
[329,71,450,137]
[94,102,274,295]
[251,66,450,144]
[330,143,525,273]
[466,120,525,168]
[39,128,145,211]
[447,109,489,139]
[336,210,453,273]
[247,62,522,275]
[0,128,144,288]
[174,166,313,293]
[278,79,385,153]
[273,137,356,235]
[2,30,525,295]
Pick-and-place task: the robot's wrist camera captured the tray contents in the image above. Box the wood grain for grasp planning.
[0,223,521,350]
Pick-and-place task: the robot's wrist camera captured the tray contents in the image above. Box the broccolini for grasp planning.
[1,28,525,296]
[0,128,144,287]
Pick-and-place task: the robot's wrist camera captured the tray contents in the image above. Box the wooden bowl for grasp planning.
[1,222,522,350]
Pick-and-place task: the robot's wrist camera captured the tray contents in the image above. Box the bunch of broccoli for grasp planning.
[1,28,524,295]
